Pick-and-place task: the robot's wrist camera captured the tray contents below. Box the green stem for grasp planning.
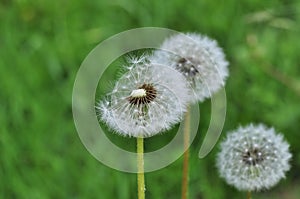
[181,107,191,199]
[247,191,252,199]
[137,137,145,199]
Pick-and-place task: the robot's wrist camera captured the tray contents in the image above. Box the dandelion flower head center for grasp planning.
[130,89,146,98]
[176,57,199,78]
[128,83,157,106]
[242,147,264,166]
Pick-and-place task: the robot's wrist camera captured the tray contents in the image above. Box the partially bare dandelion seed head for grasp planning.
[97,55,190,138]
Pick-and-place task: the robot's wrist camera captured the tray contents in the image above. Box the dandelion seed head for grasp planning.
[151,33,229,102]
[216,124,292,191]
[96,55,190,138]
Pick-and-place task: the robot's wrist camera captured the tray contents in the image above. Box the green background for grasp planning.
[1,0,300,198]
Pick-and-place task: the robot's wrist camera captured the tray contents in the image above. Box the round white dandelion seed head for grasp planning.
[151,33,229,103]
[216,124,292,191]
[96,55,190,138]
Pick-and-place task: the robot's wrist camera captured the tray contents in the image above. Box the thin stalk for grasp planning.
[247,191,252,199]
[137,137,145,199]
[181,106,191,199]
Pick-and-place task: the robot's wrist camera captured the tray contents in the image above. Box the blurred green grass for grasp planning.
[1,0,300,198]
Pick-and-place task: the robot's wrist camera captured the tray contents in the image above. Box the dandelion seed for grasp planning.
[216,124,292,191]
[151,33,229,102]
[96,55,190,138]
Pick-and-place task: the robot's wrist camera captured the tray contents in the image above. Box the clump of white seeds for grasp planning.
[97,55,190,138]
[151,33,229,103]
[216,124,292,191]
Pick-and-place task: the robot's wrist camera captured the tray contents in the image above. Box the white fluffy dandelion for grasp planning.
[216,124,292,191]
[151,33,229,102]
[97,55,190,138]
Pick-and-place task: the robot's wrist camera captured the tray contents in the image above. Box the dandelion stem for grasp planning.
[247,191,252,199]
[181,106,191,199]
[137,137,145,199]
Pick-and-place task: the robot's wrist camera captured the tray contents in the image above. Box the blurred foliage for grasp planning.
[1,0,300,199]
